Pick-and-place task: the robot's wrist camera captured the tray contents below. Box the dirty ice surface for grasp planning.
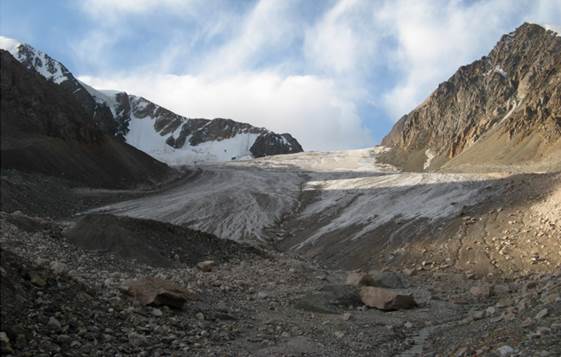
[93,148,504,245]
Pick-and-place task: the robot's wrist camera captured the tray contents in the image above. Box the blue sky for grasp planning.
[1,0,560,150]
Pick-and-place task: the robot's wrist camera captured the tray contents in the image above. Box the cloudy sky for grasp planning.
[1,0,560,150]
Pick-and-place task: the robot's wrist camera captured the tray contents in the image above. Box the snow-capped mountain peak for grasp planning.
[0,35,71,84]
[92,90,303,165]
[1,36,304,165]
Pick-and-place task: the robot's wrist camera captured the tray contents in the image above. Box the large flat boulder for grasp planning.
[359,287,417,311]
[125,277,192,309]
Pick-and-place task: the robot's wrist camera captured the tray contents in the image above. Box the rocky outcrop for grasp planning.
[381,23,561,171]
[250,132,303,158]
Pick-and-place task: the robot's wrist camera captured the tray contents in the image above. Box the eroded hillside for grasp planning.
[381,23,561,172]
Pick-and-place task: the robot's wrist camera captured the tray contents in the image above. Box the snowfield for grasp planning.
[126,114,261,165]
[93,148,506,250]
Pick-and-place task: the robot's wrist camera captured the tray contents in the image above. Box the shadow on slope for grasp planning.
[64,214,264,268]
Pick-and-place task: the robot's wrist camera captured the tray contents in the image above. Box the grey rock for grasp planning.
[47,317,62,331]
[196,260,215,272]
[369,270,408,289]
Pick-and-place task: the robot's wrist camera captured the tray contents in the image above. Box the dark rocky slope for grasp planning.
[381,23,561,172]
[64,214,263,268]
[0,50,172,188]
[9,40,117,135]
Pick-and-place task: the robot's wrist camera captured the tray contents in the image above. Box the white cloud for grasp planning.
[80,0,197,19]
[377,0,561,119]
[201,0,302,75]
[72,0,561,149]
[304,0,379,75]
[80,72,373,151]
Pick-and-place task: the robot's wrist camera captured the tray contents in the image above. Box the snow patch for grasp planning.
[499,100,518,124]
[493,65,507,78]
[423,149,435,170]
[485,65,507,78]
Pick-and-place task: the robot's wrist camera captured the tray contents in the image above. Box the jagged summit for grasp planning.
[381,22,561,172]
[0,36,71,84]
[0,36,304,165]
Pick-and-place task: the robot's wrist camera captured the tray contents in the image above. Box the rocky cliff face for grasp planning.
[381,23,561,172]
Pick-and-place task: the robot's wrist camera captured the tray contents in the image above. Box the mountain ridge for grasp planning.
[0,36,304,165]
[380,22,561,172]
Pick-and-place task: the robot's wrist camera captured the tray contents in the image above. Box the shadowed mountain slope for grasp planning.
[0,50,172,188]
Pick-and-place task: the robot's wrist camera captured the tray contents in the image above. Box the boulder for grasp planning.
[359,287,417,311]
[125,277,192,309]
[345,271,374,287]
[197,260,216,272]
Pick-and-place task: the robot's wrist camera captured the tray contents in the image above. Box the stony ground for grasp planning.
[1,210,560,356]
[1,150,560,356]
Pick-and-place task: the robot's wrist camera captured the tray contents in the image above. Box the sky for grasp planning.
[1,0,560,151]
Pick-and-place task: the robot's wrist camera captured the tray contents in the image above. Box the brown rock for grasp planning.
[125,277,192,309]
[345,271,374,287]
[359,287,417,311]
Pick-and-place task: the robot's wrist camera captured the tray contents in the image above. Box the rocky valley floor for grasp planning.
[1,149,560,356]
